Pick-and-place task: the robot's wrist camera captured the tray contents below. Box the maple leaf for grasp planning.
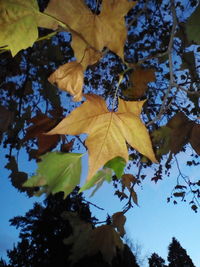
[43,0,136,68]
[47,94,157,181]
[123,67,155,99]
[48,61,84,101]
[99,0,136,60]
[0,0,39,56]
[24,152,83,197]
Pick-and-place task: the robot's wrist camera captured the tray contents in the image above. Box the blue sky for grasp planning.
[1,146,200,267]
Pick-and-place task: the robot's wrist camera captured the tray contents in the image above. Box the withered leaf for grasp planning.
[124,67,155,99]
[167,112,194,154]
[24,113,60,157]
[43,0,136,67]
[122,174,137,190]
[47,94,157,181]
[48,61,84,102]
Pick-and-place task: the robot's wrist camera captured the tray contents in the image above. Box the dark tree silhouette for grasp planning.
[2,188,139,267]
[148,252,166,267]
[167,237,195,267]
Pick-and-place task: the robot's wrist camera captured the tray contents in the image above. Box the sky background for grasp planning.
[1,146,200,267]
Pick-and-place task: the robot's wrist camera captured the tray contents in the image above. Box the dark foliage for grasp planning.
[148,252,166,267]
[167,237,195,267]
[1,0,200,211]
[2,188,139,267]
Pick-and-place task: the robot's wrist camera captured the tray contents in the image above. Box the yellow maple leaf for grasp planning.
[48,61,84,102]
[42,0,136,68]
[47,94,157,181]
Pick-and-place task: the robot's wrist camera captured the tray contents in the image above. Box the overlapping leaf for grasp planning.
[24,152,83,197]
[23,113,60,158]
[43,0,136,67]
[79,157,126,193]
[48,61,84,101]
[0,0,59,56]
[123,67,155,99]
[47,94,157,181]
[0,0,39,56]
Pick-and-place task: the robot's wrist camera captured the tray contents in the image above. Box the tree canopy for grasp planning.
[1,189,139,267]
[0,0,200,226]
[148,237,196,267]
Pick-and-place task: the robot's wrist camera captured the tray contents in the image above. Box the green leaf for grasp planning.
[186,5,200,44]
[79,156,126,195]
[0,0,61,56]
[104,156,126,178]
[24,152,83,197]
[79,167,113,193]
[0,0,39,56]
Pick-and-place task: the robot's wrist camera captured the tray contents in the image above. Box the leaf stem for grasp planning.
[111,74,124,111]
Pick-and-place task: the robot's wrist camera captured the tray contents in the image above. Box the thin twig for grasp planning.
[173,82,200,96]
[147,0,178,126]
[174,156,200,208]
[83,199,104,210]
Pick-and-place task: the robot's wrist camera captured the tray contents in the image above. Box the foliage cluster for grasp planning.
[0,0,200,216]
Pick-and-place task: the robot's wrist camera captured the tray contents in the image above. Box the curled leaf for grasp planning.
[48,61,84,102]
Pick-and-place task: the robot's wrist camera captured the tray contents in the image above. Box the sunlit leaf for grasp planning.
[43,0,136,68]
[47,94,157,181]
[24,152,83,197]
[0,0,40,56]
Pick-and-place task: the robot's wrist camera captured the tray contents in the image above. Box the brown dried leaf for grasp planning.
[44,0,136,66]
[112,212,126,237]
[167,112,194,154]
[61,139,75,153]
[122,174,137,190]
[124,67,155,99]
[131,190,138,206]
[167,112,189,129]
[189,124,200,155]
[36,134,60,157]
[71,35,102,70]
[48,61,84,102]
[24,113,60,157]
